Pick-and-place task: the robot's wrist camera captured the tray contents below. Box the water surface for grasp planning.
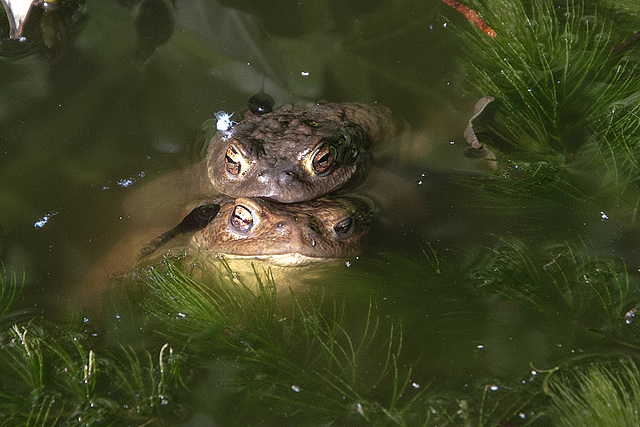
[1,0,638,424]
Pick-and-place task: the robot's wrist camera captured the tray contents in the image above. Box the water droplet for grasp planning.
[248,91,274,115]
[34,212,58,229]
[625,307,637,324]
[117,177,136,187]
[215,111,235,131]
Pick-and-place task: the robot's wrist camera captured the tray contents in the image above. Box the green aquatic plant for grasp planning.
[457,158,592,237]
[583,98,640,216]
[455,0,640,236]
[458,0,638,156]
[136,255,550,425]
[544,358,640,426]
[470,238,634,327]
[600,0,640,37]
[0,265,23,325]
[111,343,184,415]
[140,258,432,424]
[0,255,545,425]
[0,322,186,425]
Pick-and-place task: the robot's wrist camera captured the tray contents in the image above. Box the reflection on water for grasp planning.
[1,0,639,424]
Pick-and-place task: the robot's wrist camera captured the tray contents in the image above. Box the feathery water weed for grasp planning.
[111,343,184,415]
[456,0,639,225]
[600,0,640,37]
[458,0,637,155]
[0,265,24,325]
[0,320,186,425]
[583,98,640,212]
[139,257,438,423]
[545,358,640,426]
[470,237,636,333]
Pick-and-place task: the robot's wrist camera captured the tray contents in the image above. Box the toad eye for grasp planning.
[333,217,354,238]
[230,205,254,232]
[312,145,334,175]
[225,146,243,175]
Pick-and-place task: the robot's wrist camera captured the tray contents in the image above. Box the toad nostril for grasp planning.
[277,170,297,183]
[275,222,289,235]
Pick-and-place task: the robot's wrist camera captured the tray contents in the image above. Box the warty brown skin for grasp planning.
[206,101,398,203]
[83,195,373,311]
[191,195,375,265]
[123,101,399,228]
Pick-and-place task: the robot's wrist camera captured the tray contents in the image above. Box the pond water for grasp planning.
[1,0,639,424]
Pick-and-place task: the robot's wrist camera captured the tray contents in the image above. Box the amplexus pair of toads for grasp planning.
[139,98,401,265]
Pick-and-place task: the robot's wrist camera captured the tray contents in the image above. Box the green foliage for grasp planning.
[112,343,183,416]
[455,2,640,365]
[470,238,634,329]
[460,0,638,156]
[0,265,23,325]
[456,0,640,232]
[134,255,554,425]
[454,1,640,415]
[600,0,640,36]
[0,322,186,425]
[140,258,434,424]
[545,358,640,426]
[582,98,640,208]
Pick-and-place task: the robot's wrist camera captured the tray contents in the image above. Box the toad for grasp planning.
[81,195,374,307]
[124,101,400,229]
[190,194,374,265]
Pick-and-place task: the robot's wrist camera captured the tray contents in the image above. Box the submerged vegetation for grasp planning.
[458,0,640,223]
[0,0,639,425]
[546,358,640,426]
[470,239,634,323]
[0,268,184,425]
[0,244,638,424]
[142,259,429,424]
